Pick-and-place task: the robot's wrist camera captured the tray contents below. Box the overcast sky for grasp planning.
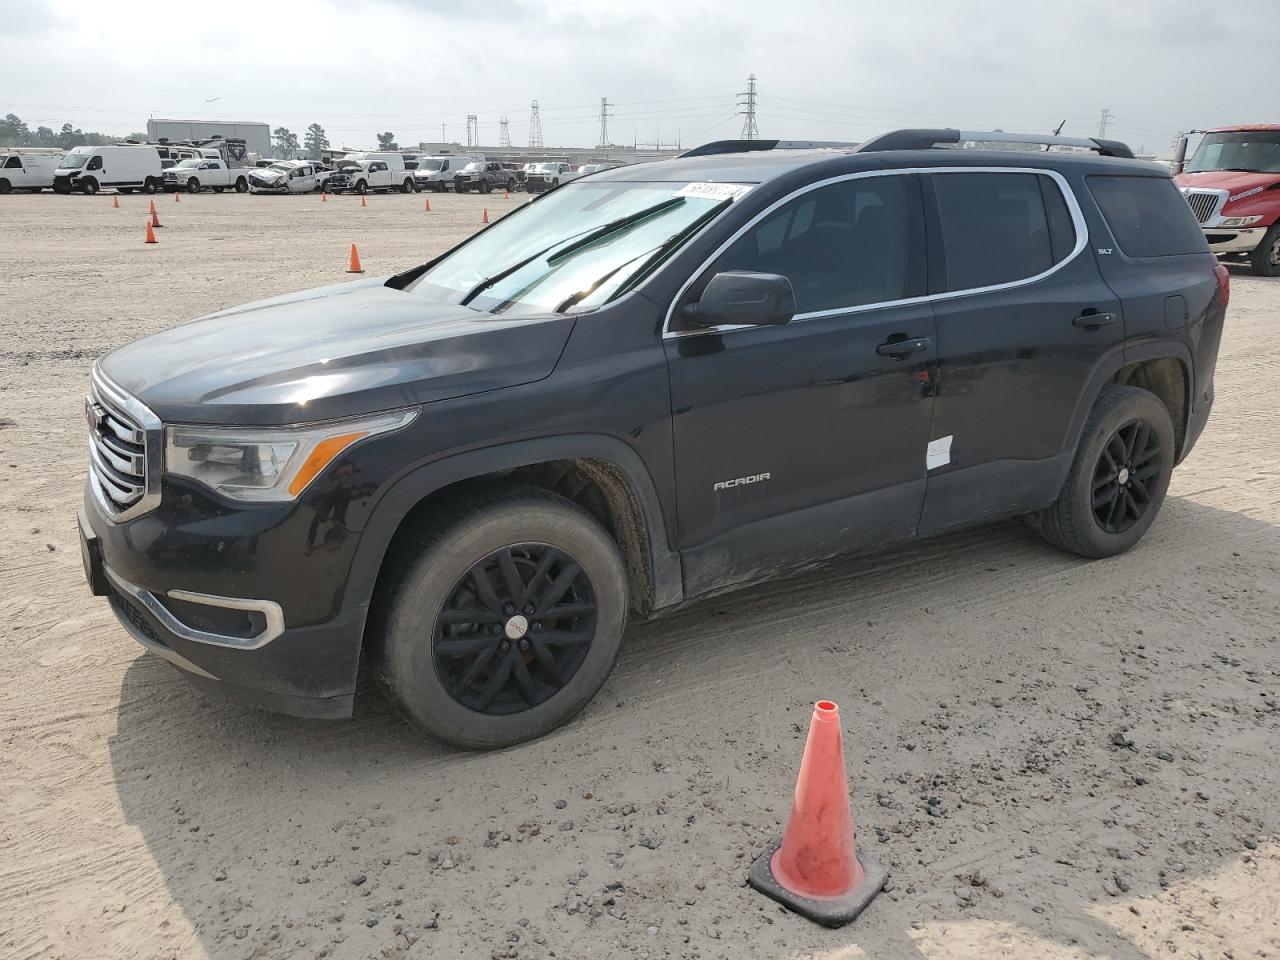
[0,0,1270,155]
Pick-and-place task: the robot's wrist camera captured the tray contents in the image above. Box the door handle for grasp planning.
[1072,311,1117,329]
[876,336,932,358]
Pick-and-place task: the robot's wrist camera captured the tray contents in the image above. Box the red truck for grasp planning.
[1173,124,1280,276]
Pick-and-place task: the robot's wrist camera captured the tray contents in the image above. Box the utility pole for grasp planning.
[498,116,511,149]
[739,74,759,140]
[528,100,544,149]
[1098,108,1112,139]
[440,121,445,143]
[465,114,478,148]
[598,97,612,149]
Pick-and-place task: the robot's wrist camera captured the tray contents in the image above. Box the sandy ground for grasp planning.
[1,189,1278,960]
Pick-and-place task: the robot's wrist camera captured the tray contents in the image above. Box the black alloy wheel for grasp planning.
[1091,418,1161,534]
[433,543,597,715]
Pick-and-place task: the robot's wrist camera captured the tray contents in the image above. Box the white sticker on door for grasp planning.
[926,435,953,471]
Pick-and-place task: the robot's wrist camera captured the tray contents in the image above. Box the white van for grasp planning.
[0,153,62,193]
[53,145,163,195]
[413,154,483,192]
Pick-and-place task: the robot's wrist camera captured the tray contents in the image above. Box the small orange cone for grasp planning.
[423,197,431,212]
[504,190,510,200]
[144,220,158,244]
[482,207,490,224]
[148,198,157,215]
[360,194,367,208]
[150,208,163,229]
[321,191,328,202]
[346,243,364,274]
[174,191,180,203]
[112,195,120,208]
[747,700,886,927]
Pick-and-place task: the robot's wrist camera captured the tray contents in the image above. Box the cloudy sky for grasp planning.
[0,0,1270,155]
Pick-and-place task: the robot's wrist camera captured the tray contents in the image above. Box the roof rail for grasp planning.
[854,128,1135,159]
[680,139,856,158]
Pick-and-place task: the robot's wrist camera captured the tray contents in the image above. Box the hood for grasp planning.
[1175,170,1280,196]
[98,278,576,426]
[251,169,286,182]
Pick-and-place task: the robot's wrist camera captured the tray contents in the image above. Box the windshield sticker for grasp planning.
[676,182,752,202]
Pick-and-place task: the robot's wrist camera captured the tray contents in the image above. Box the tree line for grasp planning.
[271,125,399,159]
[0,114,147,149]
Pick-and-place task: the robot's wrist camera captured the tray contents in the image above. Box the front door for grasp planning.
[664,173,938,597]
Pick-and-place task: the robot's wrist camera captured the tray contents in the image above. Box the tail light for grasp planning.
[1213,263,1230,307]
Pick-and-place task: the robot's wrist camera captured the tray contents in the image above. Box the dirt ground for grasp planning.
[1,189,1278,960]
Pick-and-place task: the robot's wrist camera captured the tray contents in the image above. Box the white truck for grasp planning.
[523,161,578,194]
[412,154,483,192]
[0,152,63,194]
[52,145,164,195]
[326,153,416,194]
[163,157,251,193]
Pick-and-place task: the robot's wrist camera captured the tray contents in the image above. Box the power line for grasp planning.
[738,74,759,140]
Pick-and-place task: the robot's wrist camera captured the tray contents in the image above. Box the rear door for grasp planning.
[665,172,937,596]
[918,168,1125,533]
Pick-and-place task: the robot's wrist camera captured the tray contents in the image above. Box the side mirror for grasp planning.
[681,271,796,328]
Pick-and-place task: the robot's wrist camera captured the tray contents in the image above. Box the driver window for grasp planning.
[706,176,911,314]
[87,155,103,171]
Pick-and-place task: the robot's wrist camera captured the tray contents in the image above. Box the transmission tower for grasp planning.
[598,97,612,148]
[739,74,759,140]
[1097,108,1112,139]
[498,116,511,148]
[465,114,478,148]
[528,100,544,149]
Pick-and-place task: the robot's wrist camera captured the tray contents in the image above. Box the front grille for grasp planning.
[86,382,147,516]
[1183,189,1224,224]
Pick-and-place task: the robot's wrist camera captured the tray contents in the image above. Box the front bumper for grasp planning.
[1203,226,1265,255]
[80,479,367,719]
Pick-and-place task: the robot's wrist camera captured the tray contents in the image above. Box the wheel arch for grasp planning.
[348,435,683,629]
[1111,352,1191,461]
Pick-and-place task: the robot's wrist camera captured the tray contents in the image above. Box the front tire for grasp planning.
[356,180,368,195]
[80,177,99,195]
[186,178,201,194]
[1032,385,1174,559]
[143,178,158,195]
[0,179,10,194]
[1249,224,1280,278]
[372,487,628,749]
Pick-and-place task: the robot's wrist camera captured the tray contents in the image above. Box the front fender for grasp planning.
[343,433,684,619]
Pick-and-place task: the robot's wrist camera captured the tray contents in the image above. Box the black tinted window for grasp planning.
[932,172,1063,291]
[1087,175,1207,258]
[709,176,911,313]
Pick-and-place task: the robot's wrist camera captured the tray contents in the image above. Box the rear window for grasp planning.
[931,172,1075,291]
[1087,176,1206,258]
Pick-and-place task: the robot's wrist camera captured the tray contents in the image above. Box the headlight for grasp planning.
[164,409,417,502]
[1219,215,1263,227]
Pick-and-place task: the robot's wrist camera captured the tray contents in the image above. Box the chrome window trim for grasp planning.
[105,565,286,650]
[88,365,164,524]
[661,166,1089,339]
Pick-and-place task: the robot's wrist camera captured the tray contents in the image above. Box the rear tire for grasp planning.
[234,177,248,193]
[372,487,628,749]
[143,179,158,195]
[1032,385,1175,559]
[401,177,414,193]
[1249,224,1280,277]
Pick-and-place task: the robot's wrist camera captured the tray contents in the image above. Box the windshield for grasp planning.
[461,162,483,173]
[1187,132,1280,174]
[406,180,746,316]
[59,153,89,169]
[267,163,292,173]
[530,164,556,173]
[419,159,443,171]
[175,159,201,168]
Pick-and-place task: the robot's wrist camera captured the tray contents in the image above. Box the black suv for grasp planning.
[79,129,1227,748]
[454,161,517,194]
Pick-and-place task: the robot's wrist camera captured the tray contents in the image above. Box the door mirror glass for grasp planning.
[683,271,796,328]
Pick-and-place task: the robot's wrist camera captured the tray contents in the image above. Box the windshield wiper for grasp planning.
[1219,167,1262,173]
[459,198,687,307]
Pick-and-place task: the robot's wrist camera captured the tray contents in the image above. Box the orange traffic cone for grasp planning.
[112,195,120,208]
[144,220,158,244]
[174,191,180,203]
[747,700,886,927]
[360,194,367,208]
[346,243,364,274]
[321,191,328,202]
[151,208,163,229]
[423,197,431,212]
[148,198,157,215]
[482,207,490,224]
[504,190,510,200]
